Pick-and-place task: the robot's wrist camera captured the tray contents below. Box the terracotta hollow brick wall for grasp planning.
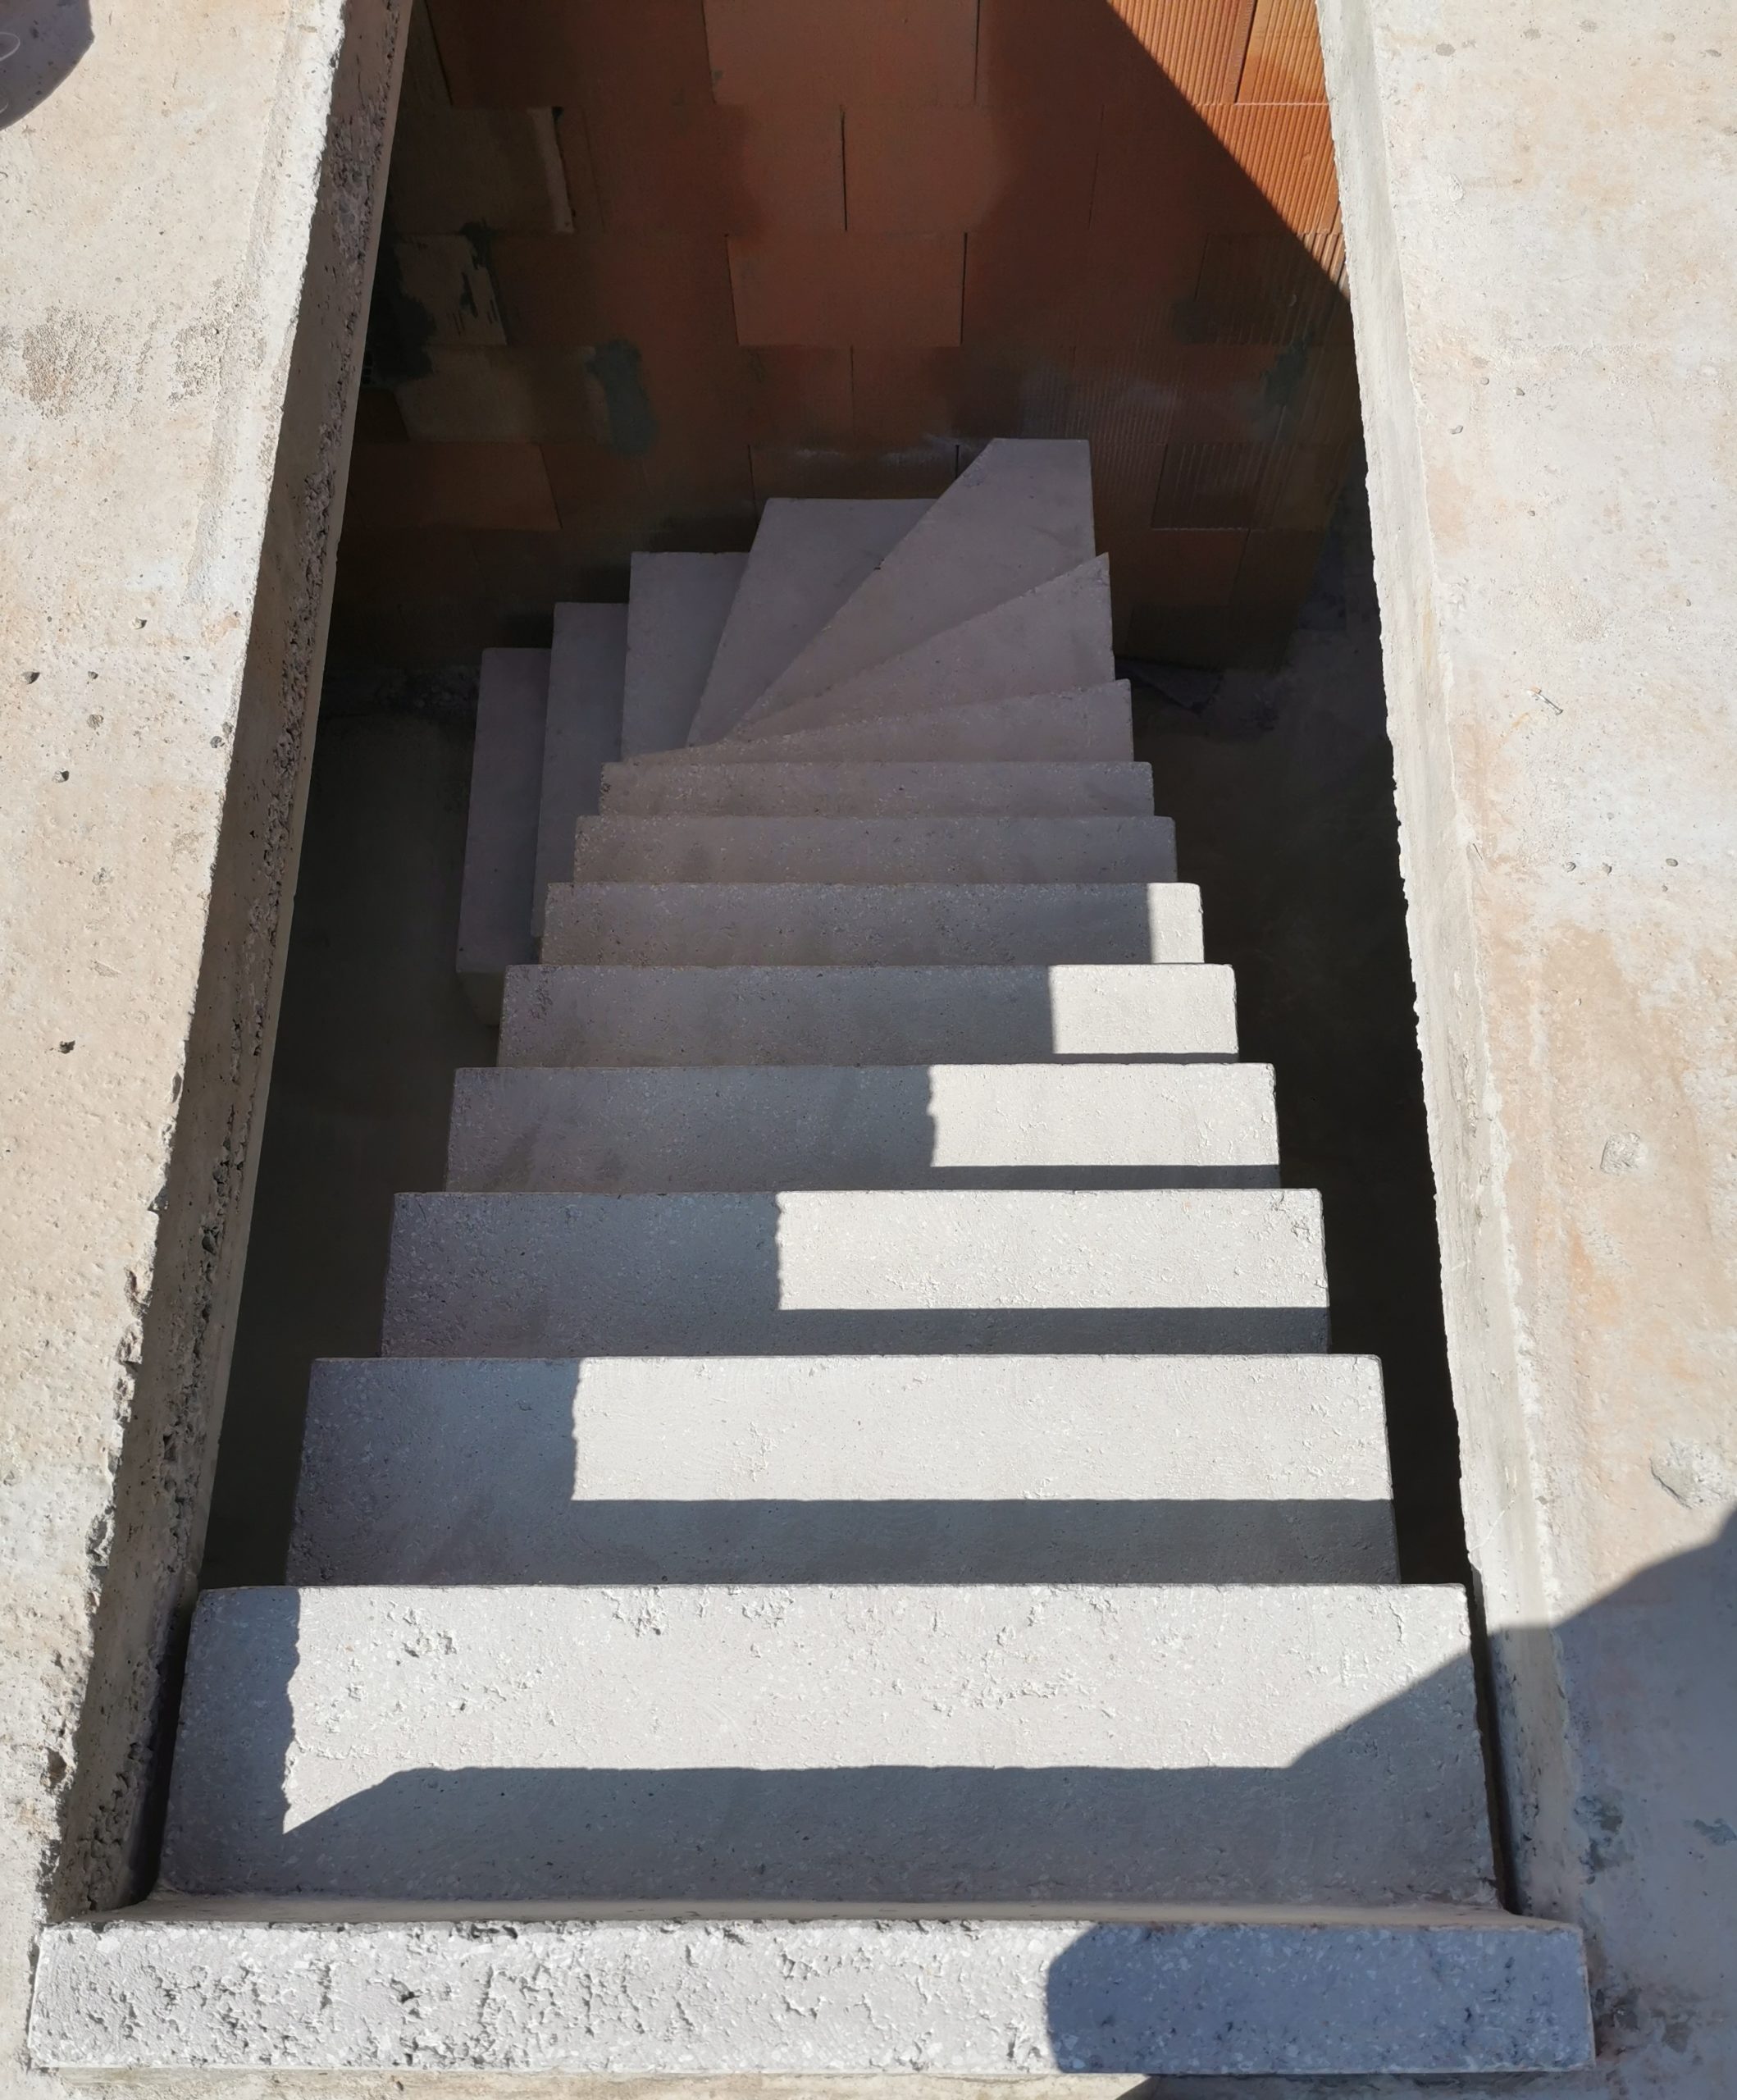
[333,0,1356,669]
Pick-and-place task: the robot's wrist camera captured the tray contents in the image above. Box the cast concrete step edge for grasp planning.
[290,1354,1395,1585]
[598,758,1155,817]
[622,551,746,756]
[531,603,626,935]
[739,439,1096,727]
[641,683,1134,765]
[732,556,1115,743]
[30,1902,1594,2077]
[445,1061,1280,1191]
[499,962,1241,1067]
[157,1585,1489,1906]
[568,815,1178,885]
[539,882,1204,967]
[456,646,548,1022]
[381,1188,1329,1357]
[686,498,930,745]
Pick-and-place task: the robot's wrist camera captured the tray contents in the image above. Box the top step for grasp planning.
[739,441,1096,727]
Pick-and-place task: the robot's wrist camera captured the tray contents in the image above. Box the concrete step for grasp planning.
[32,1902,1593,2079]
[741,440,1096,726]
[446,1062,1279,1192]
[540,882,1202,966]
[499,963,1239,1067]
[531,604,627,934]
[290,1354,1394,1584]
[648,682,1133,765]
[736,557,1114,743]
[158,1582,1488,1905]
[621,551,746,756]
[381,1188,1329,1356]
[599,758,1154,816]
[455,646,548,1020]
[686,498,929,744]
[568,815,1177,885]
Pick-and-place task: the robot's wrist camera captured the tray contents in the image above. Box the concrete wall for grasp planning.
[1318,0,1737,2091]
[0,0,405,2087]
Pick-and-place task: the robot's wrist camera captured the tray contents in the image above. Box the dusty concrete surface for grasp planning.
[1314,0,1737,2092]
[0,0,404,2092]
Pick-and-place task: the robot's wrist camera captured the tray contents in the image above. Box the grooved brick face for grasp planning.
[729,231,966,347]
[704,0,980,105]
[353,0,1360,664]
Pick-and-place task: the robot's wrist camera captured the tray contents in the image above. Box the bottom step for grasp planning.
[33,1901,1592,2076]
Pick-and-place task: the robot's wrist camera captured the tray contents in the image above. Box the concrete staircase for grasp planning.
[31,441,1592,2079]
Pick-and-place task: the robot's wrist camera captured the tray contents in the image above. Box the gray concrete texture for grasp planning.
[288,1354,1396,1584]
[380,1189,1329,1356]
[735,558,1115,742]
[454,647,547,1015]
[653,682,1135,765]
[742,441,1096,724]
[157,1585,1489,1904]
[686,498,929,743]
[445,1061,1279,1190]
[540,880,1204,966]
[600,758,1156,816]
[622,552,748,756]
[568,814,1177,885]
[530,602,625,931]
[499,962,1242,1067]
[30,1905,1592,2079]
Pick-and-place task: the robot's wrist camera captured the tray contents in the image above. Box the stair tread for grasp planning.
[686,498,928,744]
[741,440,1096,726]
[447,1060,1278,1190]
[540,881,1203,966]
[499,961,1239,1066]
[292,1353,1393,1586]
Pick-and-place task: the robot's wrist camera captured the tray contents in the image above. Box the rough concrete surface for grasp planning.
[653,682,1134,765]
[0,0,405,2093]
[499,962,1242,1067]
[622,552,747,756]
[157,1586,1490,1904]
[1316,0,1737,2091]
[289,1353,1396,1584]
[600,759,1155,816]
[31,1904,1590,2079]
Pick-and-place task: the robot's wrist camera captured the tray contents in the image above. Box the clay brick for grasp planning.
[1238,0,1325,100]
[492,232,739,358]
[353,389,408,443]
[1254,439,1353,530]
[332,527,482,607]
[343,442,560,534]
[961,219,1085,351]
[429,0,713,108]
[1183,231,1340,344]
[540,441,653,541]
[739,347,855,442]
[1119,526,1249,608]
[585,98,845,234]
[1151,441,1275,528]
[846,102,1095,237]
[1233,524,1324,608]
[850,347,959,447]
[391,235,506,346]
[975,0,1119,109]
[1202,101,1338,231]
[727,230,964,346]
[388,106,572,235]
[1281,340,1359,446]
[393,349,599,443]
[750,441,960,500]
[704,0,978,106]
[1104,0,1256,107]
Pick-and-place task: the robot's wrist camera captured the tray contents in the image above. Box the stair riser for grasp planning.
[499,964,1240,1067]
[568,815,1176,885]
[446,1064,1279,1191]
[622,552,746,756]
[540,883,1203,967]
[381,1189,1329,1358]
[600,760,1155,817]
[669,685,1133,764]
